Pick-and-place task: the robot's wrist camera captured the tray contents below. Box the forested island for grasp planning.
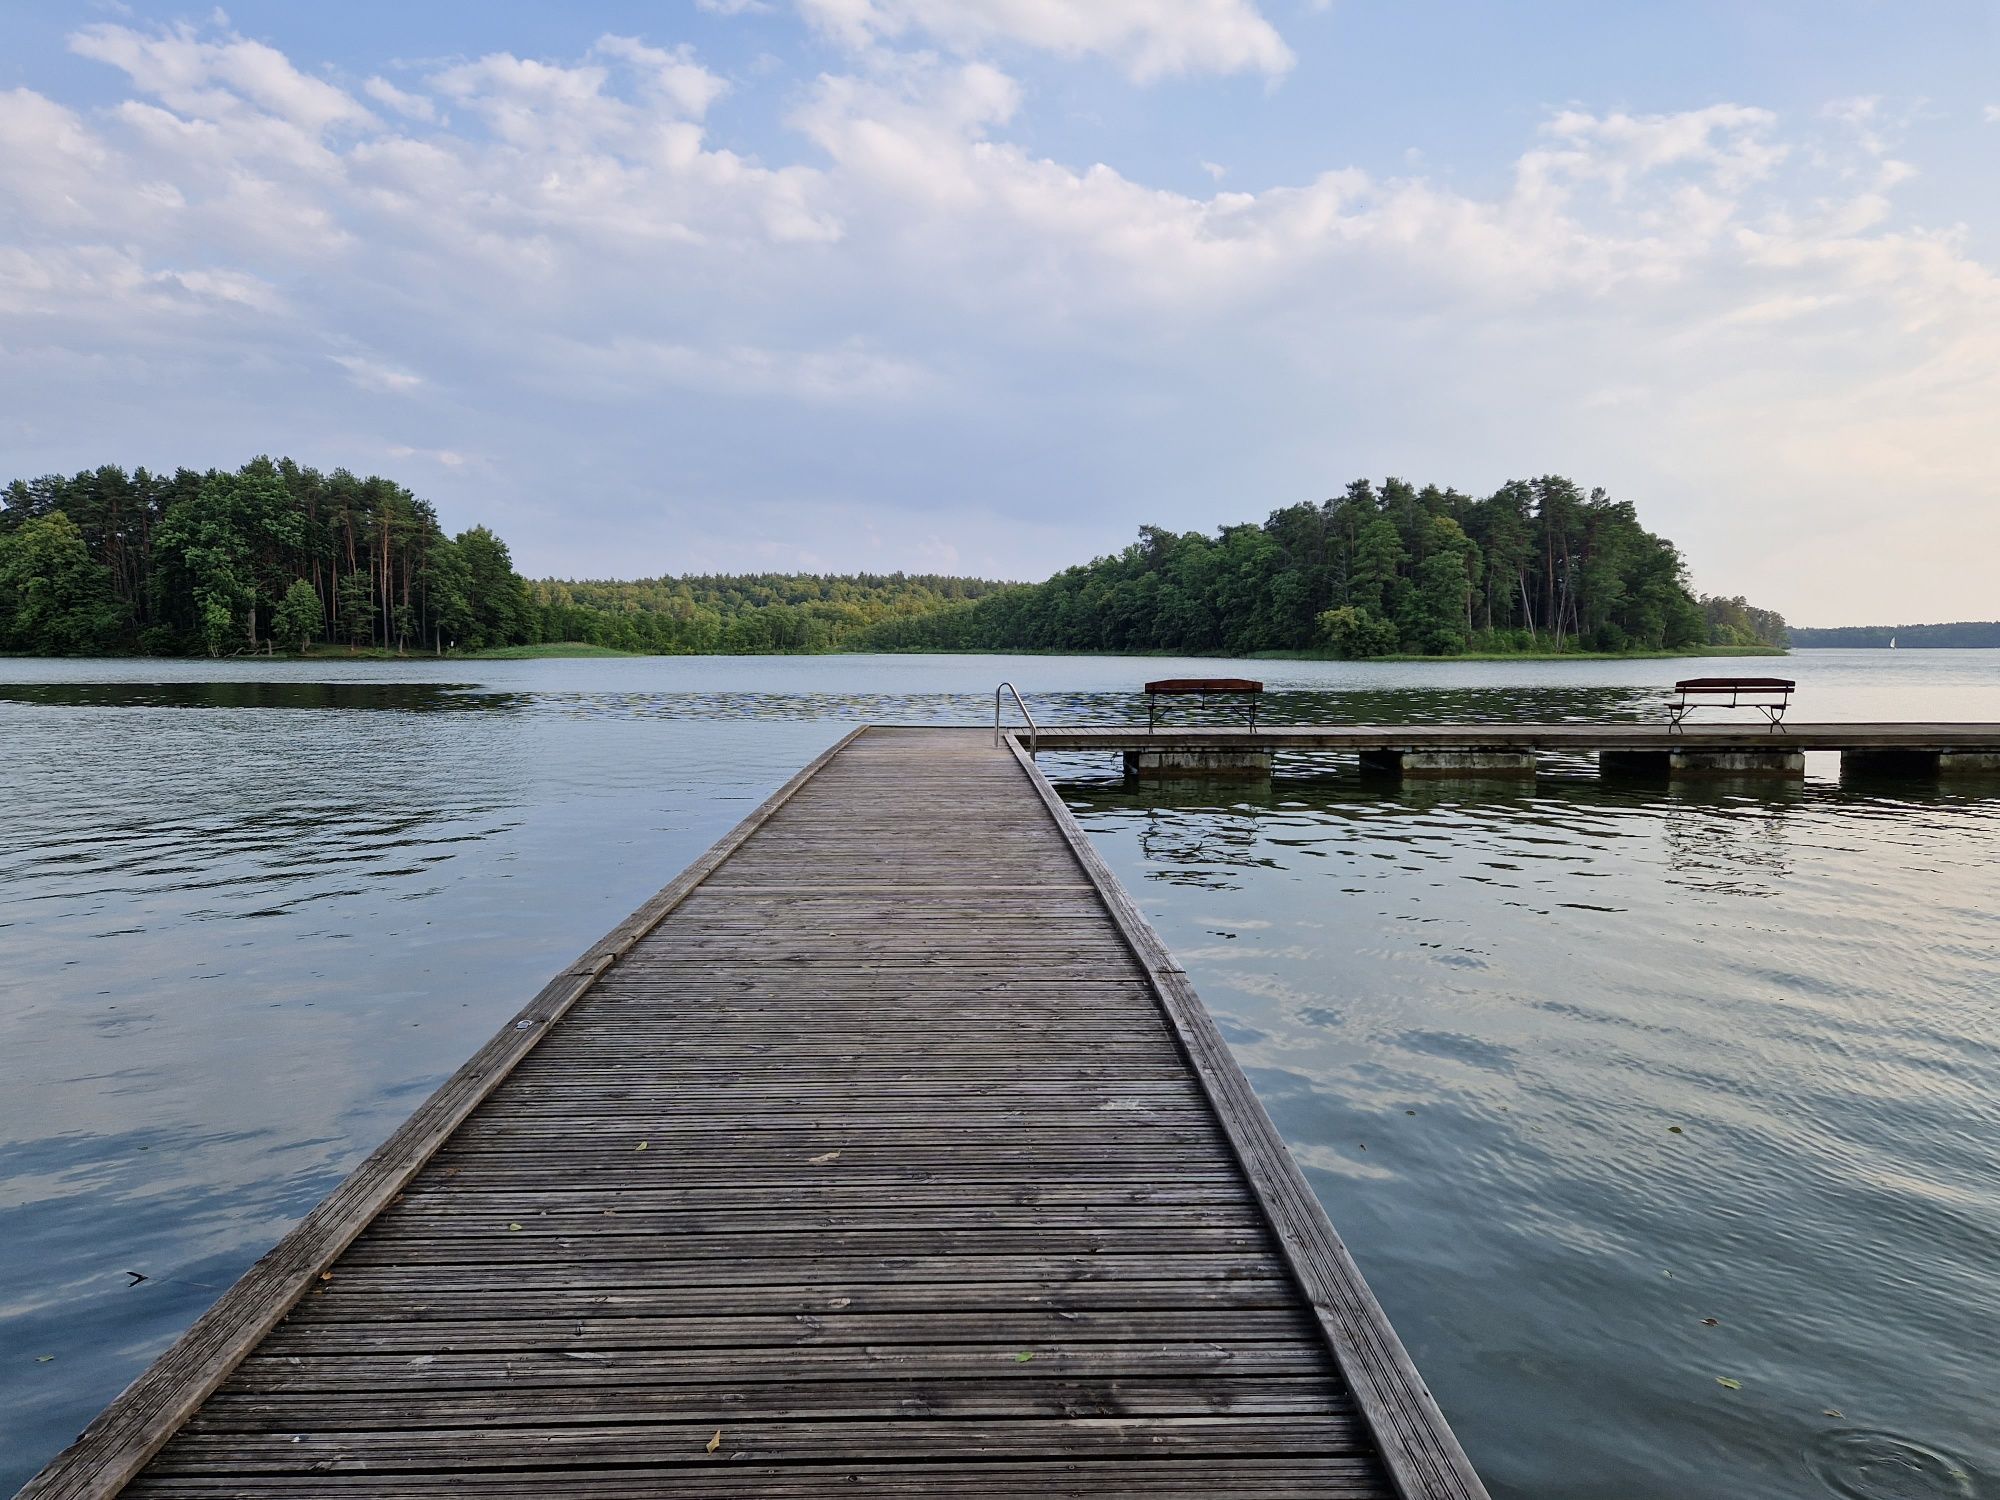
[1790,622,2000,648]
[1,458,1786,659]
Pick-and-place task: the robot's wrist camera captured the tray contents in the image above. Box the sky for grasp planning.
[1,2,1995,625]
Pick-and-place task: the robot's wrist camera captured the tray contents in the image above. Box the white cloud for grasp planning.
[69,21,376,134]
[563,337,932,403]
[388,444,470,466]
[331,353,424,393]
[363,76,437,123]
[794,0,1295,81]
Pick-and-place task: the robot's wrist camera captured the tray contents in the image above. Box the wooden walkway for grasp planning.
[22,727,1483,1500]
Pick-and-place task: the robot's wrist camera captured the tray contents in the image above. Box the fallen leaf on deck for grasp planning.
[706,1429,722,1454]
[1015,1352,1036,1363]
[808,1151,841,1165]
[635,1142,648,1152]
[507,1223,522,1232]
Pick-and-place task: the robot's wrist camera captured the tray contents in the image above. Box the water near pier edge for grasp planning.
[1,650,1995,1499]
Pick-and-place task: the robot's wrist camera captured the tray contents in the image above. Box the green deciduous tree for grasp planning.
[0,512,128,654]
[1316,605,1400,659]
[272,578,323,654]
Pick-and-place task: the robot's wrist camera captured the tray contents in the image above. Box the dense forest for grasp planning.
[531,574,1011,654]
[1789,622,2000,648]
[1,459,1786,659]
[860,477,1787,657]
[0,458,1005,656]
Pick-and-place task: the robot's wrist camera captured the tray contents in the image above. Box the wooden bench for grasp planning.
[1145,677,1264,732]
[1669,677,1795,731]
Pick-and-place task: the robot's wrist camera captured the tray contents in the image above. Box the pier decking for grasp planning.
[23,727,1484,1500]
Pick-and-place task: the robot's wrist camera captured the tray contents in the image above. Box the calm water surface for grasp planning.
[2,651,1996,1498]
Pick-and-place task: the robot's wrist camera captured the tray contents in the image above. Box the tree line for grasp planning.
[531,574,1012,655]
[859,476,1786,657]
[2,460,1785,659]
[0,457,1009,656]
[1,458,537,657]
[1789,622,2000,649]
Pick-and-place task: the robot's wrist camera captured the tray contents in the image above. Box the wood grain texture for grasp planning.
[21,724,1484,1499]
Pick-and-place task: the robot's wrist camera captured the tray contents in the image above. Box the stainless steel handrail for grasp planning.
[994,681,1038,752]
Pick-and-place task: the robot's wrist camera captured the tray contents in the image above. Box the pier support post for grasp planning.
[1123,747,1273,780]
[1601,748,1805,778]
[1940,751,2000,775]
[1358,749,1538,778]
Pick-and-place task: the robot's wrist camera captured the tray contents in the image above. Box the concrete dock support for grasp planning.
[1939,751,2000,775]
[1601,748,1805,778]
[1358,749,1539,778]
[1845,748,2000,777]
[1123,746,1273,779]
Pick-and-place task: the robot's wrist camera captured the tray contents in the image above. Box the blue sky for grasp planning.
[1,1,1994,623]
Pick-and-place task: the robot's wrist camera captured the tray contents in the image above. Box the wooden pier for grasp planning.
[22,727,1484,1500]
[1025,722,2000,779]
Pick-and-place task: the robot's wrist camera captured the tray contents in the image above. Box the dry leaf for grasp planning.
[635,1142,648,1153]
[705,1429,722,1454]
[808,1151,841,1165]
[507,1222,522,1232]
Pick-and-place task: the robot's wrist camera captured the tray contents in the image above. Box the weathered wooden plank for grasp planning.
[303,1278,1299,1321]
[314,1250,1288,1291]
[257,1307,1318,1356]
[128,1457,1392,1499]
[143,1414,1372,1473]
[228,1340,1333,1393]
[190,1375,1349,1430]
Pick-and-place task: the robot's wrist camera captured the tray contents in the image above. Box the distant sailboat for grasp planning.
[1889,635,1898,649]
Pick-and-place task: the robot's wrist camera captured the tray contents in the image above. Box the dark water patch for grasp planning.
[0,680,522,712]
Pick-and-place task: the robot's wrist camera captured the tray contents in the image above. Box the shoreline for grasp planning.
[1,640,1792,665]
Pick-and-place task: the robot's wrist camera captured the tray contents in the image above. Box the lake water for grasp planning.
[2,650,1996,1498]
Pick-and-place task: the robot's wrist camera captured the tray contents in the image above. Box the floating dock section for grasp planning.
[23,727,1484,1500]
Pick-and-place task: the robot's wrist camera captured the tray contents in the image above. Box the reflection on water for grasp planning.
[1,650,1996,1499]
[0,676,1664,725]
